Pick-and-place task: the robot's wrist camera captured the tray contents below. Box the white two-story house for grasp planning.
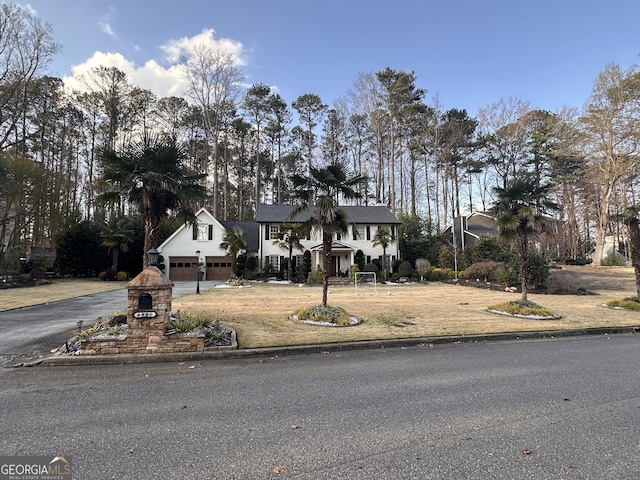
[256,203,401,277]
[158,204,401,281]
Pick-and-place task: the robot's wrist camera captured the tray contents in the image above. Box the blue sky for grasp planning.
[21,0,640,118]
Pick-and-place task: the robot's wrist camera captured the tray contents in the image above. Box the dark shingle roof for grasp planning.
[467,225,498,237]
[255,204,400,224]
[219,221,260,252]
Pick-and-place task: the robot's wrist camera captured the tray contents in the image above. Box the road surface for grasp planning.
[1,334,639,479]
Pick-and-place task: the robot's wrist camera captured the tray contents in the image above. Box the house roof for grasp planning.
[255,204,401,224]
[308,241,357,252]
[466,225,499,238]
[220,221,260,252]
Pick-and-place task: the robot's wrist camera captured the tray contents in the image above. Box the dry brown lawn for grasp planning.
[0,278,124,311]
[173,265,640,349]
[2,266,638,350]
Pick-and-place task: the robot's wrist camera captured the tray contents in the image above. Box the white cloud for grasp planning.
[98,22,117,38]
[160,28,246,66]
[21,3,37,15]
[63,51,186,98]
[61,30,248,99]
[99,21,116,38]
[98,6,117,38]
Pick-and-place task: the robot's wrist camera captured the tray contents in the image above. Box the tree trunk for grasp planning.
[518,231,529,302]
[629,218,640,299]
[382,246,387,282]
[143,213,160,269]
[593,180,614,266]
[111,249,119,272]
[322,231,332,306]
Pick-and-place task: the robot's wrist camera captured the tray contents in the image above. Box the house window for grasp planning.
[353,225,366,240]
[269,225,280,240]
[195,223,211,241]
[269,255,280,271]
[366,226,371,241]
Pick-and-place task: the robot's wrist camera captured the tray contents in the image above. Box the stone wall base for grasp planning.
[80,334,207,355]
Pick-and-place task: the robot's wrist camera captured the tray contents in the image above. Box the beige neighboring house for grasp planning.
[256,203,401,277]
[445,211,563,259]
[444,212,499,250]
[158,208,259,281]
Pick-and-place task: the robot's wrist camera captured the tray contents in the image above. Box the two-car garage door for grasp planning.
[168,256,233,281]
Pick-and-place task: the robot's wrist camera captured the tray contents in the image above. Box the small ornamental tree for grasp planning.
[490,176,558,301]
[219,227,248,278]
[354,249,366,271]
[372,226,392,280]
[289,161,367,306]
[272,223,305,281]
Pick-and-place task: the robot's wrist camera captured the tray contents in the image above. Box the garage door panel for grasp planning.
[205,256,233,280]
[168,256,198,281]
[168,255,233,281]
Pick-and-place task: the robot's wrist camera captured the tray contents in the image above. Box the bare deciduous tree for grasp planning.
[181,45,244,217]
[580,63,640,265]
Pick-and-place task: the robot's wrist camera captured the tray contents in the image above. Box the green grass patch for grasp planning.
[605,298,640,311]
[487,299,556,318]
[294,305,352,325]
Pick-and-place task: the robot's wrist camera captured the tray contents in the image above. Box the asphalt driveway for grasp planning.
[0,281,220,366]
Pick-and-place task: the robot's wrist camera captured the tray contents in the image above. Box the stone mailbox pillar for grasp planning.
[126,265,174,353]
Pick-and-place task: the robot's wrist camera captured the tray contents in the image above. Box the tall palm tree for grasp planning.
[100,217,135,275]
[97,135,206,268]
[273,223,305,281]
[219,226,248,278]
[290,161,367,306]
[490,176,558,301]
[372,226,392,281]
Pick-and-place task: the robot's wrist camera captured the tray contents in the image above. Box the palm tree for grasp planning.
[97,135,206,268]
[219,226,248,278]
[610,205,640,299]
[100,217,135,276]
[273,223,305,281]
[372,226,392,281]
[490,176,558,301]
[290,161,367,306]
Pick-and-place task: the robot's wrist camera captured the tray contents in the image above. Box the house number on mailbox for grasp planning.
[134,311,157,318]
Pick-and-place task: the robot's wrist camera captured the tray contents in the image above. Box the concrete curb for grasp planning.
[35,325,640,367]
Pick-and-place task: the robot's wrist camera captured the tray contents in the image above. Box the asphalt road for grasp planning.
[0,281,220,366]
[1,334,639,479]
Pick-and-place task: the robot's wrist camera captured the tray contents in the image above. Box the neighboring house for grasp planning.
[159,204,400,281]
[444,212,499,250]
[603,233,629,263]
[256,203,401,277]
[445,211,563,258]
[159,208,259,281]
